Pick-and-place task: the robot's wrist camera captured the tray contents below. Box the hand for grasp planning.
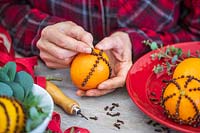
[76,32,133,96]
[36,21,93,68]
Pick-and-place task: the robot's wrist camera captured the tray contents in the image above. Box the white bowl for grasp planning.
[30,84,54,133]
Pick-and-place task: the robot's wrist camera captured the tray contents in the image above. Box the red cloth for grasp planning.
[49,112,90,133]
[0,25,41,86]
[1,0,200,60]
[0,25,89,133]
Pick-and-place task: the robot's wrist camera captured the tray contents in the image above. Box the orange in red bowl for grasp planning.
[161,76,200,125]
[161,57,200,126]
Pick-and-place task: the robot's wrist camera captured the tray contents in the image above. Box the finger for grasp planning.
[98,62,132,90]
[40,51,74,68]
[95,36,119,50]
[44,61,68,69]
[85,88,116,96]
[95,36,124,61]
[37,40,77,60]
[95,35,131,61]
[97,76,126,90]
[41,26,92,53]
[76,89,86,96]
[60,24,94,48]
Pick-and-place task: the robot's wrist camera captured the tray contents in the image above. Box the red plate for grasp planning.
[126,41,200,133]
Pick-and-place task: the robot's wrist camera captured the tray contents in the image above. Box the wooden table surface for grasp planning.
[35,61,178,133]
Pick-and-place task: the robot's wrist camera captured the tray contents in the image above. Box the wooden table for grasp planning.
[35,61,178,133]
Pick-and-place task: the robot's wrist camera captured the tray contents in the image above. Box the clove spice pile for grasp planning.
[88,102,124,130]
[104,102,124,129]
[146,119,170,132]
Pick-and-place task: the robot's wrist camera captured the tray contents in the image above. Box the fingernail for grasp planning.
[85,48,92,53]
[90,45,94,48]
[76,91,85,96]
[98,84,105,89]
[95,45,102,50]
[88,43,94,48]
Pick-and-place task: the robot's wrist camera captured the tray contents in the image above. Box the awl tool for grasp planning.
[46,81,88,120]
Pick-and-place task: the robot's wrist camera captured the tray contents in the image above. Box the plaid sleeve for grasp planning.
[160,0,200,44]
[0,0,65,56]
[117,0,200,61]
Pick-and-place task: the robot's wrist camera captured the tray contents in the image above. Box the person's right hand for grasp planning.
[36,21,93,68]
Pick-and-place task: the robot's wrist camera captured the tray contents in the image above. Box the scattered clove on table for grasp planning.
[112,103,119,107]
[113,119,125,129]
[103,102,126,130]
[87,102,124,130]
[109,105,115,111]
[146,119,153,125]
[106,112,120,117]
[113,123,121,129]
[89,116,98,120]
[117,119,124,124]
[146,119,170,133]
[104,106,109,111]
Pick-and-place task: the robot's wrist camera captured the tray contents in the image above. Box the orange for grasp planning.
[13,100,26,133]
[70,49,111,90]
[161,57,200,125]
[173,58,200,79]
[161,76,200,125]
[0,96,25,133]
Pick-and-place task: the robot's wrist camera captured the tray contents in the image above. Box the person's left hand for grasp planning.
[76,32,133,96]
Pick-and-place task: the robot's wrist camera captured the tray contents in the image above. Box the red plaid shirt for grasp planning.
[0,0,200,60]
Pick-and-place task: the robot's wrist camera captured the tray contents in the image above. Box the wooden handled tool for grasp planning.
[46,81,88,120]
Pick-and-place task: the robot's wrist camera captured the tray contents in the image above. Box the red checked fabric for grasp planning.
[0,0,200,60]
[0,25,90,133]
[0,25,43,87]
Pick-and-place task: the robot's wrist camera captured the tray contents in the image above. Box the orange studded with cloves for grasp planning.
[0,96,26,133]
[161,75,200,126]
[70,49,112,90]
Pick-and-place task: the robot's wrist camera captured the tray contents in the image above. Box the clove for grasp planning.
[109,106,115,111]
[113,123,121,129]
[117,119,124,124]
[89,116,98,120]
[106,112,120,117]
[104,106,109,111]
[112,103,119,107]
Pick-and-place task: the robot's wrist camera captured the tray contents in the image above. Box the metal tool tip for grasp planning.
[78,112,88,120]
[72,105,88,120]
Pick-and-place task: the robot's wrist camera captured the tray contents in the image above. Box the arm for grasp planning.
[0,1,93,69]
[119,0,200,61]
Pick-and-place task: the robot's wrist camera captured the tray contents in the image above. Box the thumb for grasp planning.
[95,37,115,51]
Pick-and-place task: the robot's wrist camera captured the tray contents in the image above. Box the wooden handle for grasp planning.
[46,81,79,115]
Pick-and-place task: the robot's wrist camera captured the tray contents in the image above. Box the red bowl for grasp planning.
[126,41,200,133]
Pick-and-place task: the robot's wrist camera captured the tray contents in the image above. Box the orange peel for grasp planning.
[161,57,200,126]
[0,96,25,133]
[70,49,111,90]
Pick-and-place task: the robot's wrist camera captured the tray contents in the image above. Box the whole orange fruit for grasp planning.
[70,49,111,90]
[161,76,200,125]
[0,96,25,133]
[173,58,200,79]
